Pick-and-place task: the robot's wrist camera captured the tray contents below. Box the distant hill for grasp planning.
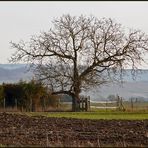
[0,64,26,70]
[120,69,148,82]
[84,81,148,101]
[0,64,148,100]
[0,64,33,83]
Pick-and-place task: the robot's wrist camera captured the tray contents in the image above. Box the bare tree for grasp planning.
[10,14,148,111]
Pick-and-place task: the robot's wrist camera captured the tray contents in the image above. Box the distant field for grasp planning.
[20,110,148,120]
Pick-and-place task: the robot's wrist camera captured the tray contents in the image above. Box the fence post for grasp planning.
[131,98,133,111]
[80,97,84,111]
[3,97,5,111]
[106,100,107,111]
[79,97,81,111]
[88,96,90,111]
[15,98,17,111]
[116,95,120,111]
[30,98,32,112]
[85,98,87,111]
[83,96,85,111]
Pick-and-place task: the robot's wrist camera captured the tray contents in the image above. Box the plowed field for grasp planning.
[0,112,148,147]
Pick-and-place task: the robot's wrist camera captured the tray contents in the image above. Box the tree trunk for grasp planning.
[72,92,80,112]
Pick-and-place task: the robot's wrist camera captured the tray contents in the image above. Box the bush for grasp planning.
[0,79,59,111]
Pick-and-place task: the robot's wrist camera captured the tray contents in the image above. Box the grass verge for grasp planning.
[17,110,148,120]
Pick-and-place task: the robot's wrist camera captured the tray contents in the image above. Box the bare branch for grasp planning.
[9,14,148,102]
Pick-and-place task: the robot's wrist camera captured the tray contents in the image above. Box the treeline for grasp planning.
[0,80,59,112]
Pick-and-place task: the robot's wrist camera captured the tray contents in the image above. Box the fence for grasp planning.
[79,96,90,111]
[2,95,148,112]
[90,96,125,111]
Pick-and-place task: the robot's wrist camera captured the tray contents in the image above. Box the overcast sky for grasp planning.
[1,1,148,68]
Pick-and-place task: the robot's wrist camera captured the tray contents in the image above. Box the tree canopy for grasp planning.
[10,14,148,111]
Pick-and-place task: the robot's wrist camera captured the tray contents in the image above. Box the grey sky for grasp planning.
[1,1,148,68]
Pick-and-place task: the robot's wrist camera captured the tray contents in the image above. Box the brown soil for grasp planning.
[0,112,148,147]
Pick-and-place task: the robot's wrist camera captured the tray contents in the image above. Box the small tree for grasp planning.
[21,79,46,111]
[10,14,148,111]
[107,94,117,101]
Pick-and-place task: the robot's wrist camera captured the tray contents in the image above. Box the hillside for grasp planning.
[0,64,148,100]
[0,64,33,83]
[85,81,148,101]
